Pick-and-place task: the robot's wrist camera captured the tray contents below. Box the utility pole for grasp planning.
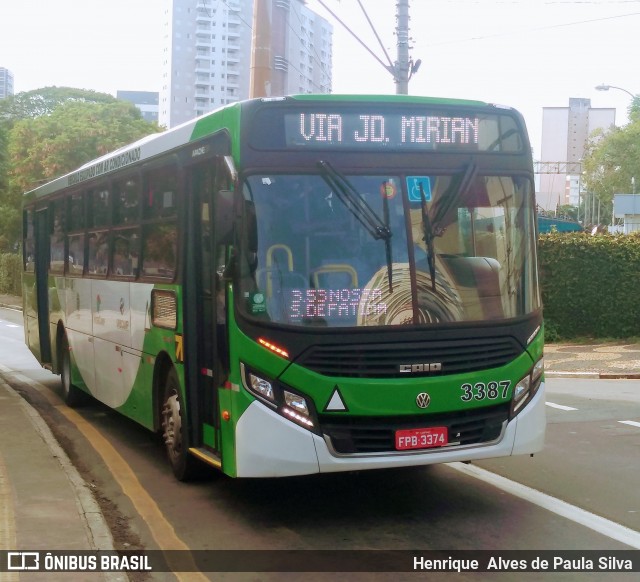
[316,0,419,94]
[394,0,411,95]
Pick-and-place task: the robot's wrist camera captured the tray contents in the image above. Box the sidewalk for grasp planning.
[544,342,640,379]
[0,293,22,310]
[0,376,123,580]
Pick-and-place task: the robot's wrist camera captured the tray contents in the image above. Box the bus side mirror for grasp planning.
[215,189,235,244]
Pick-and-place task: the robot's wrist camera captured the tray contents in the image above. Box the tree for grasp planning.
[582,111,640,227]
[8,99,159,193]
[0,123,8,195]
[0,86,117,122]
[0,88,160,251]
[0,123,19,251]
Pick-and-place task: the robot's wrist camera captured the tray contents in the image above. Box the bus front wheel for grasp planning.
[161,368,202,481]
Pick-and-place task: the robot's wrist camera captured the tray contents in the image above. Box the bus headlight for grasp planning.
[241,364,318,432]
[247,372,275,402]
[284,390,310,415]
[510,357,544,418]
[512,375,531,413]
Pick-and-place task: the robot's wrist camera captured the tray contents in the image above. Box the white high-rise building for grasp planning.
[160,0,332,128]
[0,67,14,100]
[537,98,615,210]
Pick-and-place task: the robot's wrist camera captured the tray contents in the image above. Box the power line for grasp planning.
[426,10,640,46]
[312,0,394,75]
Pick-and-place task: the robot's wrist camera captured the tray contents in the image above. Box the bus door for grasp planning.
[184,160,230,455]
[34,207,52,364]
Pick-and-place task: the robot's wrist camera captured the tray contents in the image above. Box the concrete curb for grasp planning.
[545,371,600,379]
[598,372,640,380]
[1,379,117,553]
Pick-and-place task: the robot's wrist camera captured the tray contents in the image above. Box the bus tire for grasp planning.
[161,367,202,481]
[60,334,87,407]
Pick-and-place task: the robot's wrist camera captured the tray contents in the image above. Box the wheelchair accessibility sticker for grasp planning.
[407,176,432,203]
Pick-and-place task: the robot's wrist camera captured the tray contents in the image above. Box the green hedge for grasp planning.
[0,252,21,296]
[538,232,640,339]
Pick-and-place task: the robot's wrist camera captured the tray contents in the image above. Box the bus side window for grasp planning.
[141,164,178,280]
[112,228,139,277]
[67,192,86,275]
[68,234,85,276]
[50,199,65,274]
[87,231,109,276]
[142,223,177,279]
[88,185,111,228]
[113,175,141,225]
[68,192,85,231]
[23,209,35,273]
[144,166,177,219]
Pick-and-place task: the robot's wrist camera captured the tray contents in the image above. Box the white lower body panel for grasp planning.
[235,382,546,478]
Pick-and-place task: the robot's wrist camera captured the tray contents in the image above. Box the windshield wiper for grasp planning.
[419,182,437,292]
[431,160,478,231]
[318,161,391,240]
[420,160,478,292]
[318,160,394,292]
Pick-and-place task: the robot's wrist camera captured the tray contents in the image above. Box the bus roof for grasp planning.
[23,94,518,202]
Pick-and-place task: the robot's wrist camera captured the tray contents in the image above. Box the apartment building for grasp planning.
[0,67,14,100]
[160,0,332,128]
[537,98,615,210]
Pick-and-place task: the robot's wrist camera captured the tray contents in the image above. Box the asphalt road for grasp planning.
[1,307,639,582]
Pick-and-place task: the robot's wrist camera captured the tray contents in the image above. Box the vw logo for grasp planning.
[416,392,431,409]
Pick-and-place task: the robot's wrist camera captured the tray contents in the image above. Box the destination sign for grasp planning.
[248,105,524,153]
[293,113,480,147]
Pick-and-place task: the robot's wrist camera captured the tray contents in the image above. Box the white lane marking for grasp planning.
[449,462,640,549]
[5,324,19,329]
[546,401,578,411]
[619,420,640,429]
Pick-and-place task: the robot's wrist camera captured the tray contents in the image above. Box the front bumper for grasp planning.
[234,381,546,478]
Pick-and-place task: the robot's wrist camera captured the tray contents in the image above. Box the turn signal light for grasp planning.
[258,337,289,359]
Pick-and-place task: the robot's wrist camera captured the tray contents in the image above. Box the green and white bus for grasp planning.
[23,95,545,479]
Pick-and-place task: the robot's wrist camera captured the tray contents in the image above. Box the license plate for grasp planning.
[395,427,448,450]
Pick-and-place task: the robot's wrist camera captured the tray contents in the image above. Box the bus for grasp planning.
[22,95,545,480]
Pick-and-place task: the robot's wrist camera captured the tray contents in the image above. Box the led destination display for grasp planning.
[247,107,525,152]
[295,113,479,147]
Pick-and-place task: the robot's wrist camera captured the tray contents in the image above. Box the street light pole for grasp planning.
[594,84,636,99]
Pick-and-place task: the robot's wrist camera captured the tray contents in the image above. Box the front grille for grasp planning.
[320,404,509,454]
[296,337,521,378]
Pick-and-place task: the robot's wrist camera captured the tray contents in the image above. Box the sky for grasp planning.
[1,0,639,157]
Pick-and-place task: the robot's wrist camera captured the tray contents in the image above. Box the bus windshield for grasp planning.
[239,168,539,328]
